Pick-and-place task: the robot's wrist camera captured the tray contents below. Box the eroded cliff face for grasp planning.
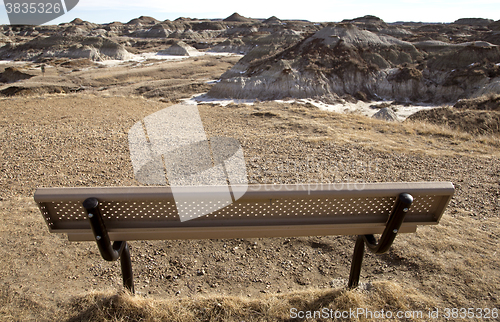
[208,24,500,104]
[0,34,135,61]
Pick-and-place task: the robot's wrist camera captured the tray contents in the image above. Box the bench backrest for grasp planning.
[34,182,454,241]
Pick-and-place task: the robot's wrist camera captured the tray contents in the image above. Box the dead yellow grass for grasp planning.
[58,281,431,322]
[395,213,500,307]
[250,102,500,158]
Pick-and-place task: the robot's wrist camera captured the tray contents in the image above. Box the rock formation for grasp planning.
[341,15,388,32]
[70,18,84,25]
[0,67,34,83]
[372,107,398,121]
[489,20,500,31]
[209,38,253,54]
[223,13,255,23]
[263,16,282,25]
[453,18,494,26]
[0,35,134,61]
[158,41,199,56]
[127,16,159,25]
[133,23,170,38]
[208,23,500,104]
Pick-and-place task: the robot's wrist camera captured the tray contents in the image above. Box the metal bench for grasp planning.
[34,181,454,293]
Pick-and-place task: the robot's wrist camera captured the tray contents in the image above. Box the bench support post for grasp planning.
[348,193,413,288]
[119,242,134,293]
[83,198,135,294]
[348,235,366,288]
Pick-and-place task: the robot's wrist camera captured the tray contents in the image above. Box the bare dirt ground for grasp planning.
[0,56,499,321]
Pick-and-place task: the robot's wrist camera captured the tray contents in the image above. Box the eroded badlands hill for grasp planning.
[208,23,500,104]
[1,14,499,106]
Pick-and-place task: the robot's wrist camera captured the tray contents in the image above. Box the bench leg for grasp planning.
[347,193,414,288]
[348,236,365,288]
[83,198,135,293]
[120,242,135,293]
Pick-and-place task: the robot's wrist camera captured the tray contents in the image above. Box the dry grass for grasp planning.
[54,281,431,322]
[395,213,500,307]
[246,102,500,158]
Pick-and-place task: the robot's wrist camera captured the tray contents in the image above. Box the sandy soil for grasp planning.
[0,56,499,321]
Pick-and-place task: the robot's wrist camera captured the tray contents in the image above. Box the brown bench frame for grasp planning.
[34,182,454,293]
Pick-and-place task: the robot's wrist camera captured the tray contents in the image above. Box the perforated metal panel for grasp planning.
[39,200,179,226]
[34,182,454,241]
